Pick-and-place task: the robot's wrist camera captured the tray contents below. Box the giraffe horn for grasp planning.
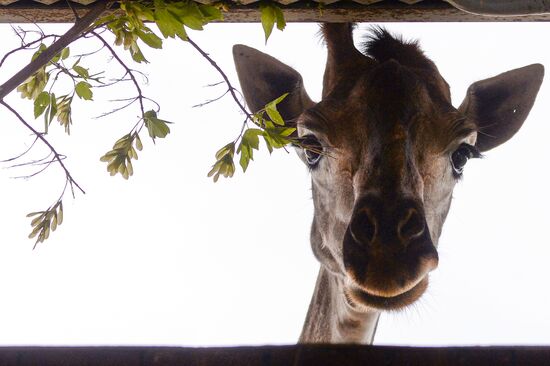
[321,23,375,98]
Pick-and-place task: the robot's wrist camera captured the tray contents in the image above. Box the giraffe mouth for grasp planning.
[344,276,429,311]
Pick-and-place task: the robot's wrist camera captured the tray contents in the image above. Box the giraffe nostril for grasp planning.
[350,208,377,246]
[398,207,425,242]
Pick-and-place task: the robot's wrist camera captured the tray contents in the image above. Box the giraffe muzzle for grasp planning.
[342,194,439,310]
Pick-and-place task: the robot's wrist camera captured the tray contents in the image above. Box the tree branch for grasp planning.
[0,100,85,196]
[0,1,110,101]
[186,37,253,122]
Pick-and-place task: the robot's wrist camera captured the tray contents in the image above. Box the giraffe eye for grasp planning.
[301,135,323,167]
[451,143,480,176]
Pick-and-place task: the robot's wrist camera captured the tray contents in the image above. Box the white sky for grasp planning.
[0,22,549,346]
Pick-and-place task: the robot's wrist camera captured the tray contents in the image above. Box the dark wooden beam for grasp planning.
[2,0,550,23]
[1,345,550,365]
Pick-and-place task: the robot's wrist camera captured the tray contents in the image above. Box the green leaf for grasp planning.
[239,144,252,172]
[131,46,148,63]
[73,65,89,79]
[259,2,285,43]
[154,3,188,40]
[75,81,93,100]
[50,52,61,64]
[274,5,286,31]
[263,135,274,154]
[44,92,58,131]
[136,28,163,49]
[60,47,70,60]
[269,92,288,106]
[237,130,260,172]
[198,4,223,22]
[262,125,295,152]
[265,101,285,126]
[34,91,50,118]
[241,128,262,150]
[124,1,154,22]
[31,44,47,62]
[280,127,296,137]
[144,110,172,140]
[260,2,276,43]
[181,3,206,31]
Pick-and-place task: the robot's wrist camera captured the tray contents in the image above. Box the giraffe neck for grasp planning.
[299,266,381,344]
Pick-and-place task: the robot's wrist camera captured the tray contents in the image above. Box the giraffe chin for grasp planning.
[345,276,429,311]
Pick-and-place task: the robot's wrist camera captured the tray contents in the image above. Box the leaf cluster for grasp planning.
[100,131,142,179]
[260,1,286,42]
[100,110,172,179]
[208,93,295,181]
[27,201,63,247]
[99,0,223,63]
[17,44,95,135]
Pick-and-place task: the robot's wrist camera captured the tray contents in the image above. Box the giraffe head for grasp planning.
[233,24,543,311]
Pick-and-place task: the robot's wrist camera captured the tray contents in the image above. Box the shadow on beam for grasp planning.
[1,345,550,365]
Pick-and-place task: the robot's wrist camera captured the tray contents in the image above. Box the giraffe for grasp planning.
[232,24,543,344]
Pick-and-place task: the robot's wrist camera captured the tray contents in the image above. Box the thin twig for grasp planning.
[0,100,85,196]
[204,81,225,88]
[91,30,146,117]
[14,158,56,180]
[12,25,25,44]
[187,37,253,121]
[94,97,138,119]
[0,136,40,163]
[192,89,231,108]
[72,44,106,58]
[186,36,258,148]
[0,35,59,69]
[7,152,55,169]
[95,77,132,88]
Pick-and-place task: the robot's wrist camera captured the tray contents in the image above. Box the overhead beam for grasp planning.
[3,0,550,23]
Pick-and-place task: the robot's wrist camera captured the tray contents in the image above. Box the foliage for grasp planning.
[260,1,286,43]
[1,0,289,245]
[100,132,142,180]
[27,201,63,248]
[16,44,91,135]
[208,93,294,181]
[98,0,224,63]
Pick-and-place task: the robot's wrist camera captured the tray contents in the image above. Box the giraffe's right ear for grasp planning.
[233,45,314,124]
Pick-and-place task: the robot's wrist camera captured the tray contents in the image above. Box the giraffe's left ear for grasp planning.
[233,44,314,124]
[459,64,544,152]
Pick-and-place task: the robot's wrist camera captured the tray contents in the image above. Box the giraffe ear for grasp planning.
[233,45,314,124]
[459,64,544,152]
